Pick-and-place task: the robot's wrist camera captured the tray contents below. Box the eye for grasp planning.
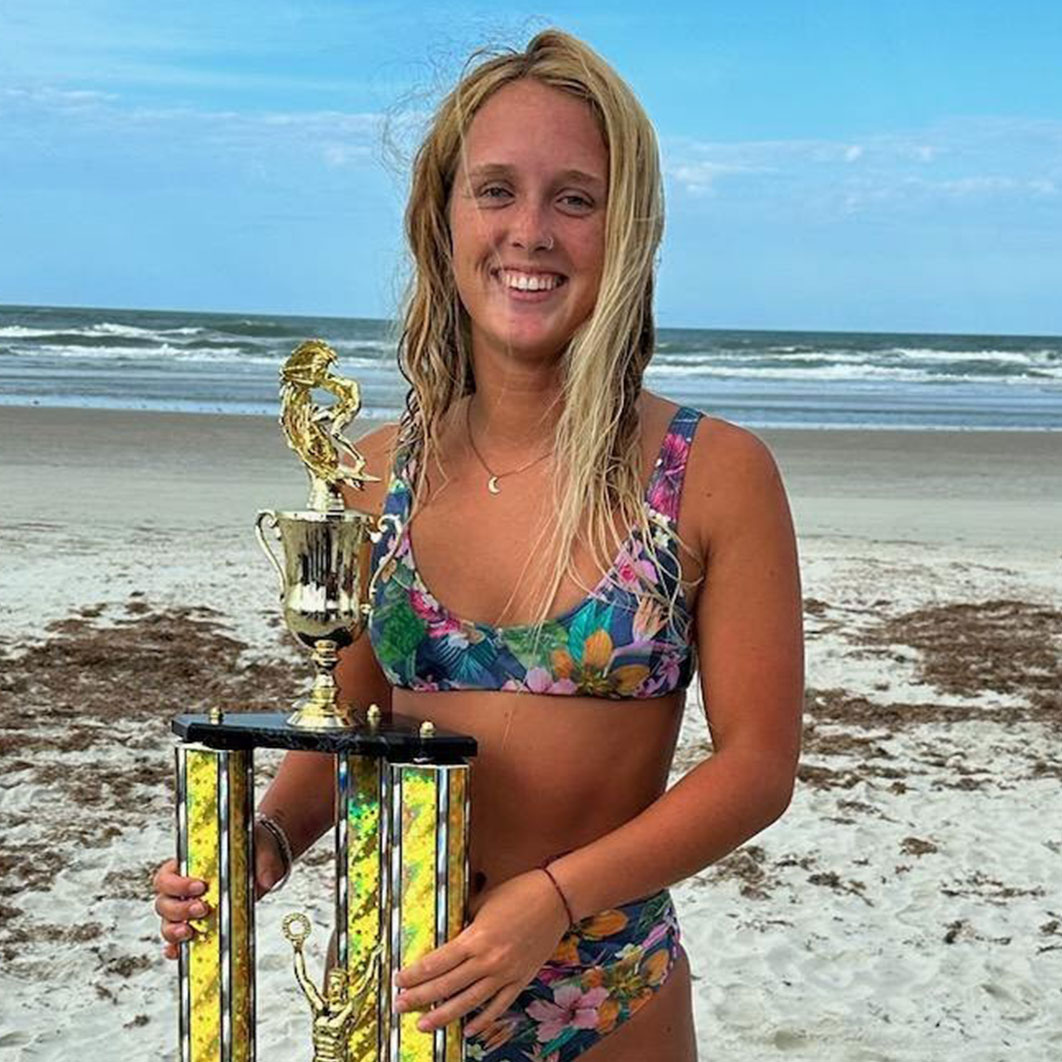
[557,192,594,214]
[476,185,512,203]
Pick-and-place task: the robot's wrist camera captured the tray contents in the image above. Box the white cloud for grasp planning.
[0,86,120,114]
[665,160,768,196]
[322,142,373,168]
[923,175,1059,199]
[661,117,1062,216]
[1029,178,1058,196]
[0,82,385,165]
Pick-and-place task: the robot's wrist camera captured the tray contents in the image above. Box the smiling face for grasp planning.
[448,78,609,366]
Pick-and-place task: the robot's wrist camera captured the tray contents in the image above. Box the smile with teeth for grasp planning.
[495,269,566,292]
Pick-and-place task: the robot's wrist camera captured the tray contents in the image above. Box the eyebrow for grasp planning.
[465,163,606,189]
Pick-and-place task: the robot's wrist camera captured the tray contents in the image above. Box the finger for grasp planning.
[155,862,208,899]
[153,858,177,888]
[160,919,196,945]
[395,938,471,990]
[462,984,519,1040]
[415,977,498,1034]
[254,857,285,896]
[394,957,481,1012]
[154,895,211,922]
[163,941,179,961]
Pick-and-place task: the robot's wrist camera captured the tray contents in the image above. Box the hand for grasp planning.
[393,869,571,1039]
[152,823,288,960]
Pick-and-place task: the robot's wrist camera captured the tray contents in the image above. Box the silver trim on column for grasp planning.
[379,761,392,1062]
[335,753,350,967]
[244,750,257,1062]
[389,766,403,1062]
[434,768,449,1062]
[463,764,471,939]
[461,764,471,1062]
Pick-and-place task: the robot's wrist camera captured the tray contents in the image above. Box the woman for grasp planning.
[154,28,804,1061]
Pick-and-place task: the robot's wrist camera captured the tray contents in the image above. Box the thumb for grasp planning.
[255,852,284,899]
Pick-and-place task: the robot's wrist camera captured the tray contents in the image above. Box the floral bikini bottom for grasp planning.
[465,890,683,1061]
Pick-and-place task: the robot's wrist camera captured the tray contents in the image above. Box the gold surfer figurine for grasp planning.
[279,338,378,509]
[282,913,380,1062]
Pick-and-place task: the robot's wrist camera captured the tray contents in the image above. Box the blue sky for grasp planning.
[1,1,1060,334]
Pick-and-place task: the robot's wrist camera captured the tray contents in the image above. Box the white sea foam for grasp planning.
[887,347,1056,365]
[0,323,208,340]
[647,361,1062,384]
[91,322,204,338]
[0,326,64,339]
[0,344,390,370]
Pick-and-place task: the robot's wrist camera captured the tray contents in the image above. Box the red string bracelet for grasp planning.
[540,863,576,929]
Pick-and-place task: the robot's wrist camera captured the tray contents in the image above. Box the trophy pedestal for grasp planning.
[173,711,477,1062]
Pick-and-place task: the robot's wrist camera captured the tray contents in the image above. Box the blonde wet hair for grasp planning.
[397,27,691,623]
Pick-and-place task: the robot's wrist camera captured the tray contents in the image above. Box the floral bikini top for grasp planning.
[367,406,703,699]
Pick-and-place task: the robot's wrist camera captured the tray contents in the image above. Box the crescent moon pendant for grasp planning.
[487,475,501,495]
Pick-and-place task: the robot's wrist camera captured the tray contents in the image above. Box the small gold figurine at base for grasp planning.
[282,912,380,1062]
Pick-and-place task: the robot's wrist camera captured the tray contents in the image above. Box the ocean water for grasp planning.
[1,303,1060,430]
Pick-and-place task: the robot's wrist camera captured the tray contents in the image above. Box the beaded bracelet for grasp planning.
[540,864,576,929]
[256,814,293,893]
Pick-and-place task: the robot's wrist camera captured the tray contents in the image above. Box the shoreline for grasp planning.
[2,405,1060,551]
[5,397,1062,433]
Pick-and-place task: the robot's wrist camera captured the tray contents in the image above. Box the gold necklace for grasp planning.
[465,400,554,495]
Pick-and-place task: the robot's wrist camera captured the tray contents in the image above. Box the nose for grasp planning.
[508,200,553,253]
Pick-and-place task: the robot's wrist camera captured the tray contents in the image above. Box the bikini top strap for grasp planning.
[389,444,416,500]
[372,443,416,560]
[644,406,703,525]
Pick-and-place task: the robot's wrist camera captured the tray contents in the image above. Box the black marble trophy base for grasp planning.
[171,711,477,761]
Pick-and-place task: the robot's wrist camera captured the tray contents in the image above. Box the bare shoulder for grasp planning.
[353,421,401,465]
[682,414,793,556]
[687,414,804,789]
[338,421,401,515]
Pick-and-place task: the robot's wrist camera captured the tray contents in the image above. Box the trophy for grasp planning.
[172,339,477,1062]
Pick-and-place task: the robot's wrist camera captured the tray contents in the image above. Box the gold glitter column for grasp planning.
[336,754,384,1062]
[176,744,255,1062]
[444,768,469,1062]
[387,762,471,1062]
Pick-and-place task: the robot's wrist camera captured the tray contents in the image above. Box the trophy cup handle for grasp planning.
[254,510,285,594]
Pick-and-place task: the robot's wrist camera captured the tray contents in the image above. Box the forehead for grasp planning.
[460,79,607,179]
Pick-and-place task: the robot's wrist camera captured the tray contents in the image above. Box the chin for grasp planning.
[499,333,571,362]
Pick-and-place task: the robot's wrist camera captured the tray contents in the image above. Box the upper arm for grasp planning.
[338,421,402,515]
[689,421,804,803]
[334,421,401,710]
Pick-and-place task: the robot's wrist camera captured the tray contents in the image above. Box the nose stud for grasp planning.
[515,232,555,252]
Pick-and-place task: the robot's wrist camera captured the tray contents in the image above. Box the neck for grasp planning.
[466,349,564,453]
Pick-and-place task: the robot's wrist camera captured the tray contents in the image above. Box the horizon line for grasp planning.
[2,300,1060,342]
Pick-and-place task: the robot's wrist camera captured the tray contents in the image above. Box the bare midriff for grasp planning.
[391,687,686,903]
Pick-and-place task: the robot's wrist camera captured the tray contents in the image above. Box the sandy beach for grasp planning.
[1,406,1060,1061]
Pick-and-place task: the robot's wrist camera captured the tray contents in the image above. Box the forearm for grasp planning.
[257,635,391,860]
[547,745,795,921]
[257,750,336,860]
